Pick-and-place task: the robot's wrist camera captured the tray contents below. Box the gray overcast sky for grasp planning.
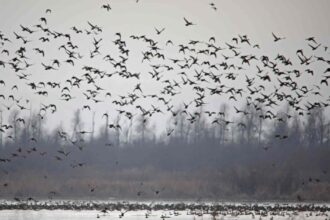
[0,0,330,139]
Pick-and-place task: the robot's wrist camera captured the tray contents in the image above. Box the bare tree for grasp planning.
[135,114,149,145]
[0,109,3,147]
[315,107,326,146]
[71,109,84,144]
[9,110,20,143]
[289,113,302,147]
[304,109,318,147]
[91,111,96,142]
[101,111,109,142]
[114,114,121,146]
[218,103,228,145]
[257,105,265,145]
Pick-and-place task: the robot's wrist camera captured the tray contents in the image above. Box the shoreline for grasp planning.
[0,200,329,212]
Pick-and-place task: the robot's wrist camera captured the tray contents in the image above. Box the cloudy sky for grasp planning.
[0,0,330,139]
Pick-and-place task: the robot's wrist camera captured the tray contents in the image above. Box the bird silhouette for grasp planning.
[155,27,165,35]
[183,17,195,26]
[272,32,285,42]
[101,4,111,11]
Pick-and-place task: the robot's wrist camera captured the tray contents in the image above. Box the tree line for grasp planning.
[0,104,329,201]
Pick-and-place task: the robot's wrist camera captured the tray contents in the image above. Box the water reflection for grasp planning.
[0,210,329,220]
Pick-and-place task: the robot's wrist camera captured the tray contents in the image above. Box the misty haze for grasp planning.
[0,0,330,219]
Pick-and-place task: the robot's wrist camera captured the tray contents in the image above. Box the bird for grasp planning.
[101,4,111,11]
[272,32,285,42]
[308,43,321,51]
[155,27,165,35]
[306,37,317,44]
[183,17,195,26]
[166,128,174,136]
[321,78,328,86]
[41,63,57,70]
[40,17,47,25]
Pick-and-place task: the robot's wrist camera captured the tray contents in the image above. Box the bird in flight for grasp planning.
[155,27,165,35]
[183,17,195,26]
[101,4,111,11]
[272,32,285,42]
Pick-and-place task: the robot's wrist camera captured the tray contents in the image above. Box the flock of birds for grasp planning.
[0,6,328,140]
[0,1,329,215]
[0,200,329,219]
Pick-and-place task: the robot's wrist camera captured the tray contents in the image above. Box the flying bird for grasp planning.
[272,32,285,42]
[101,4,111,11]
[155,27,165,35]
[183,17,195,26]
